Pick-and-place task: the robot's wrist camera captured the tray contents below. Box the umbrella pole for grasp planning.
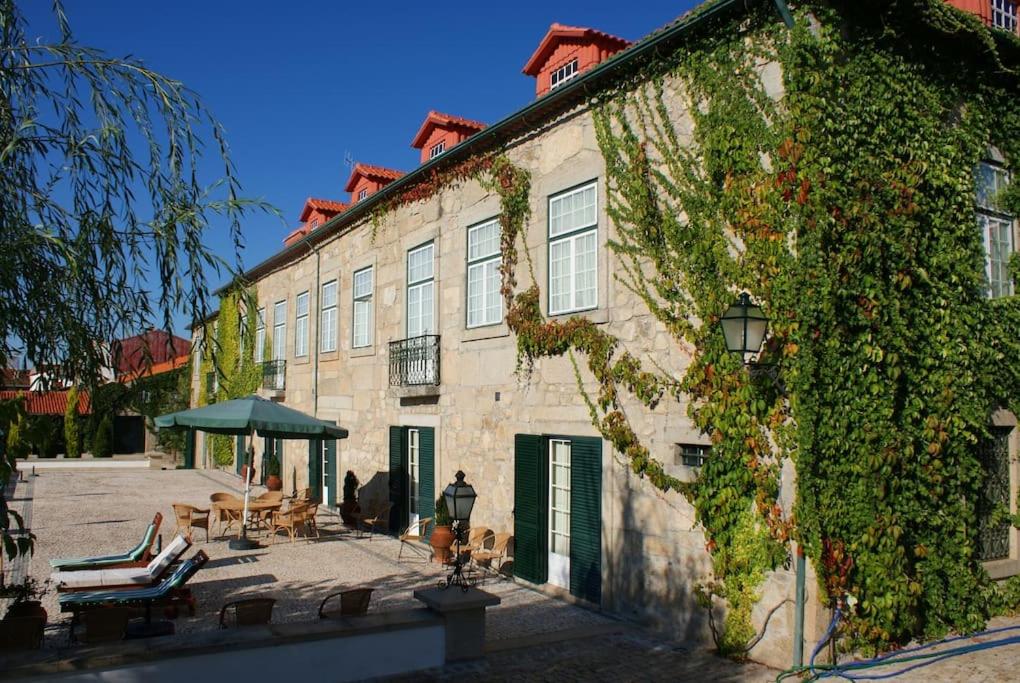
[229,432,258,551]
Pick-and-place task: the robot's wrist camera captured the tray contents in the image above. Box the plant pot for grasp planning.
[265,474,282,491]
[430,525,455,564]
[240,464,256,483]
[340,500,361,525]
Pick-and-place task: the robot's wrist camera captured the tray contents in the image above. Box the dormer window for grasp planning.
[309,218,320,230]
[550,59,579,90]
[358,188,368,202]
[992,0,1018,32]
[429,141,446,160]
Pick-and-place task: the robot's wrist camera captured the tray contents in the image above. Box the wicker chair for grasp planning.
[465,526,494,553]
[356,501,393,539]
[471,533,513,572]
[268,503,309,543]
[218,598,276,628]
[249,491,284,531]
[302,503,321,539]
[172,503,210,542]
[397,517,433,561]
[318,588,374,619]
[210,492,243,536]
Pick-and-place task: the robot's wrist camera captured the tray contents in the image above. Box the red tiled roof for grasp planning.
[118,353,189,383]
[344,163,405,193]
[113,330,190,376]
[1,368,31,390]
[298,197,348,222]
[0,390,91,416]
[411,111,487,149]
[522,23,632,76]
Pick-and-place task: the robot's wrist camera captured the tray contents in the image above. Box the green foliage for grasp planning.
[5,406,28,461]
[265,454,281,477]
[24,415,62,457]
[63,386,81,458]
[434,495,451,527]
[91,414,113,458]
[0,397,32,562]
[131,364,191,455]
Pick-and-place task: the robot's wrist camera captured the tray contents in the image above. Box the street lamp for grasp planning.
[720,292,784,392]
[442,471,477,591]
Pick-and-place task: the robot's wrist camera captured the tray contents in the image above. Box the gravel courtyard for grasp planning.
[16,467,613,649]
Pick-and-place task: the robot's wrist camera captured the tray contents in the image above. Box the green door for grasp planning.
[182,429,195,469]
[235,434,245,475]
[569,436,602,604]
[389,426,434,536]
[389,427,407,535]
[324,439,338,508]
[307,439,321,501]
[418,428,435,539]
[514,434,548,584]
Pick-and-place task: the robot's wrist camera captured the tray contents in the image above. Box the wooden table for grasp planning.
[210,500,282,538]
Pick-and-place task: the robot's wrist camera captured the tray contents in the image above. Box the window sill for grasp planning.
[350,346,375,359]
[985,557,1020,580]
[547,307,608,325]
[463,322,510,343]
[292,356,310,366]
[319,350,339,362]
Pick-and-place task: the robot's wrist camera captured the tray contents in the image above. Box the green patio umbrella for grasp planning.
[155,395,349,549]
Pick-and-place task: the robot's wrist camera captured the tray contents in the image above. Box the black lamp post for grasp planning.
[720,292,784,392]
[441,471,477,591]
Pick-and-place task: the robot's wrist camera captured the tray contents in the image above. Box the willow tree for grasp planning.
[0,0,268,562]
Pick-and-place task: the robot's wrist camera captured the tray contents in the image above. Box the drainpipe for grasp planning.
[299,233,321,419]
[793,544,806,668]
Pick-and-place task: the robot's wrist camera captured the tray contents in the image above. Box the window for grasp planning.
[550,58,579,89]
[353,267,373,348]
[992,0,1018,32]
[548,181,598,315]
[295,292,309,357]
[321,280,338,352]
[358,188,368,202]
[273,300,286,361]
[309,218,320,230]
[676,443,710,468]
[549,439,571,558]
[977,161,1015,298]
[466,218,502,327]
[255,307,265,361]
[407,242,435,337]
[429,141,446,159]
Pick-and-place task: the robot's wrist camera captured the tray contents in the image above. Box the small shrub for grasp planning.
[91,414,114,457]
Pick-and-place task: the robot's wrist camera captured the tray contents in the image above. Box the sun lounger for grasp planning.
[51,534,192,592]
[49,513,162,571]
[59,550,209,621]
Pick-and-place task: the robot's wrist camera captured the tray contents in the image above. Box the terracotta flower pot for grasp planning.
[240,464,256,483]
[265,474,282,491]
[430,525,455,564]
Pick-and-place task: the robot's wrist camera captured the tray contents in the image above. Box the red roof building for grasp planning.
[947,1,1019,33]
[284,197,349,246]
[112,330,190,378]
[522,23,631,98]
[0,390,91,416]
[344,163,405,204]
[411,111,486,165]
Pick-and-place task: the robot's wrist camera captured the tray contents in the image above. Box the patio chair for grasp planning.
[302,503,321,539]
[80,607,131,643]
[293,487,313,504]
[471,533,513,573]
[268,503,309,543]
[49,512,162,571]
[397,517,432,562]
[248,491,284,531]
[218,598,276,628]
[318,588,374,619]
[59,550,210,626]
[172,503,211,542]
[357,501,393,539]
[465,526,494,553]
[210,492,243,536]
[52,533,192,592]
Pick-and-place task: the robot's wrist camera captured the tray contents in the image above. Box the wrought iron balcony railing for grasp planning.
[389,335,441,387]
[262,359,286,391]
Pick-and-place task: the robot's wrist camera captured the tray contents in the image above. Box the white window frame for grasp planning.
[977,160,1015,298]
[320,280,338,353]
[309,218,320,230]
[295,291,309,358]
[352,266,374,348]
[429,140,446,159]
[992,0,1018,32]
[550,58,579,90]
[272,300,286,361]
[549,439,571,558]
[406,242,435,338]
[548,181,598,315]
[254,306,265,362]
[466,218,502,328]
[358,188,368,202]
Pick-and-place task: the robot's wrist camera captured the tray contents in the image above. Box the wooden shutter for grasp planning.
[418,427,436,540]
[324,439,337,508]
[183,429,195,469]
[307,439,321,501]
[235,434,245,475]
[514,433,548,584]
[388,426,407,535]
[569,436,602,604]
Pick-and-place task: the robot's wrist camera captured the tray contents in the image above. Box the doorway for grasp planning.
[548,439,571,589]
[388,426,434,536]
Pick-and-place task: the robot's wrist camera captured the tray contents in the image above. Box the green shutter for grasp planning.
[183,429,194,469]
[274,438,283,487]
[324,439,337,508]
[389,426,407,535]
[569,436,602,604]
[418,427,435,540]
[235,434,245,475]
[307,439,321,501]
[514,433,548,584]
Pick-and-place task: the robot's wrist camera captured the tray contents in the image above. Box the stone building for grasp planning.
[188,0,1020,669]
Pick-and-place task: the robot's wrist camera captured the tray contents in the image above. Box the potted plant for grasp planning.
[0,577,48,650]
[264,456,282,491]
[240,463,256,484]
[429,495,455,564]
[340,470,361,525]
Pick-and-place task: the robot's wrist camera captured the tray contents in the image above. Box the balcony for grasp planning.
[389,335,440,396]
[262,360,286,396]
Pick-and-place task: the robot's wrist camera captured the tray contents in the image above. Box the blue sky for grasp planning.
[24,0,700,334]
